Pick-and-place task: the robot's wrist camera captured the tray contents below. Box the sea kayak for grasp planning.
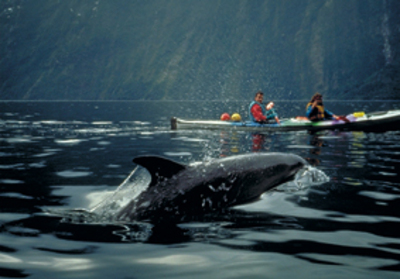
[171,110,400,132]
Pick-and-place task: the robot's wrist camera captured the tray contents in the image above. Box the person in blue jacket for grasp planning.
[306,92,339,121]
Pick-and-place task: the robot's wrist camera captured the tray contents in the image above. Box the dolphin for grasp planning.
[115,152,309,222]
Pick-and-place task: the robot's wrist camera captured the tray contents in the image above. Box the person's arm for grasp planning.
[325,109,339,120]
[251,104,266,122]
[266,107,280,124]
[306,105,313,118]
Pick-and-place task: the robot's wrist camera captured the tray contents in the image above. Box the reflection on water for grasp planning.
[1,101,400,278]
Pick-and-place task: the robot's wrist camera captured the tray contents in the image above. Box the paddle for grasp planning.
[336,111,365,123]
[336,116,350,123]
[295,111,365,122]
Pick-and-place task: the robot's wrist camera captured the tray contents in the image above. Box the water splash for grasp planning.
[89,166,151,222]
[276,166,330,192]
[48,166,151,224]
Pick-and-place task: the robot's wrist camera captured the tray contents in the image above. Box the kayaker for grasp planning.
[249,91,280,124]
[306,92,339,121]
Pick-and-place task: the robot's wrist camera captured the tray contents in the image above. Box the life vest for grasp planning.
[307,103,325,121]
[249,101,266,122]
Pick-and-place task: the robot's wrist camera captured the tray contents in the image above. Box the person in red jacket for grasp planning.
[249,91,280,124]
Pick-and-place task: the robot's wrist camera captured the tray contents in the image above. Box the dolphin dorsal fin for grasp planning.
[132,155,186,187]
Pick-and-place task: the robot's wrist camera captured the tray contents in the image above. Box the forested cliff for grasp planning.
[1,0,399,100]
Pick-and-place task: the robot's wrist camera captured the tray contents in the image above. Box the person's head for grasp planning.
[254,91,264,103]
[311,92,323,104]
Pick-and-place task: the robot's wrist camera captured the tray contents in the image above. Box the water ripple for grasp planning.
[56,171,92,178]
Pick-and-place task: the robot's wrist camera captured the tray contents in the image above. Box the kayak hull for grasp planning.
[171,110,400,132]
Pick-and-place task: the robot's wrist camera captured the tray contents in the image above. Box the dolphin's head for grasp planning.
[256,152,309,182]
[193,152,309,207]
[220,152,308,175]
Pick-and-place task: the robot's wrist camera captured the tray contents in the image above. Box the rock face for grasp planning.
[1,0,399,100]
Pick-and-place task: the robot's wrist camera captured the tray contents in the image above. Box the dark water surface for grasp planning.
[1,101,400,278]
